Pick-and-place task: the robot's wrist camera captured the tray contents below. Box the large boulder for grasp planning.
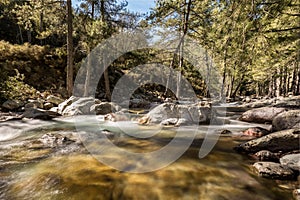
[274,96,300,108]
[235,129,300,153]
[2,99,24,110]
[60,97,96,116]
[57,96,119,116]
[272,110,300,131]
[90,102,120,115]
[280,153,300,171]
[21,108,61,120]
[253,162,295,180]
[254,150,279,162]
[239,107,286,123]
[138,103,214,125]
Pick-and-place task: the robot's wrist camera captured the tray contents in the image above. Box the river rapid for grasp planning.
[0,114,297,200]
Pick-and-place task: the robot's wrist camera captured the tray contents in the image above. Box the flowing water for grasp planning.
[0,115,297,200]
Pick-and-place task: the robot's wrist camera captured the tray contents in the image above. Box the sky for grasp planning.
[73,0,156,14]
[126,0,156,13]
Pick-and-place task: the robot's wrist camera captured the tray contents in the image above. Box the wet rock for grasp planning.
[160,118,190,126]
[0,112,22,122]
[254,150,279,162]
[161,118,178,126]
[235,129,300,153]
[46,95,64,105]
[104,112,129,122]
[139,103,213,125]
[293,189,300,200]
[22,108,61,120]
[280,154,300,171]
[253,162,295,180]
[242,127,270,137]
[239,107,286,123]
[220,129,232,135]
[2,100,24,110]
[272,110,300,131]
[39,133,75,148]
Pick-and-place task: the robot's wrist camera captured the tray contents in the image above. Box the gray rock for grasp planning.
[57,96,79,115]
[39,133,75,147]
[46,95,64,105]
[2,100,24,110]
[253,162,295,180]
[254,150,279,162]
[235,129,300,153]
[274,96,300,108]
[175,118,189,126]
[139,103,213,125]
[22,108,61,120]
[90,102,118,115]
[272,110,300,131]
[239,107,286,123]
[49,107,59,113]
[160,118,178,126]
[280,154,300,171]
[58,96,101,116]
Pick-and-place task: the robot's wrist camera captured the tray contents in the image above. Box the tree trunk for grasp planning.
[279,67,283,96]
[84,46,91,97]
[91,0,95,19]
[100,0,111,101]
[18,25,23,44]
[205,49,211,98]
[165,0,192,99]
[221,48,227,100]
[291,62,297,95]
[297,67,300,95]
[67,0,74,97]
[231,75,245,98]
[27,30,31,43]
[40,0,44,45]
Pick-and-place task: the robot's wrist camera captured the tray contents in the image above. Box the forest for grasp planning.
[0,0,299,103]
[0,1,300,200]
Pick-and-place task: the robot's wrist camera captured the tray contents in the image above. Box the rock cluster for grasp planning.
[138,103,215,125]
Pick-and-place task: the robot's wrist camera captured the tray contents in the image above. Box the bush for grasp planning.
[0,69,38,102]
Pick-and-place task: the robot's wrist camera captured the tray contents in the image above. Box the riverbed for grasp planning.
[0,115,297,200]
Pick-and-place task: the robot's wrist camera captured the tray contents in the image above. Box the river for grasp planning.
[0,114,297,200]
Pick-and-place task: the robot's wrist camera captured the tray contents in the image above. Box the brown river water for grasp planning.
[0,116,298,200]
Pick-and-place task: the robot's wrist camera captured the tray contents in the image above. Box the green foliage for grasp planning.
[149,0,300,97]
[0,40,66,92]
[0,69,37,101]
